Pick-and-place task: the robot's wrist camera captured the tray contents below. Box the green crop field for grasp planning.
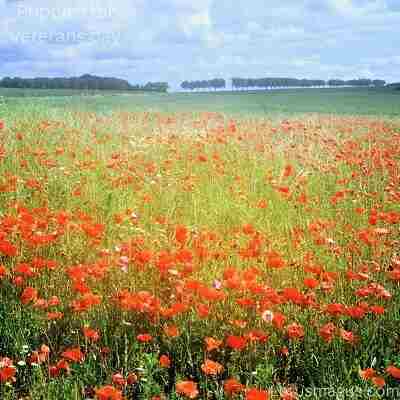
[1,87,399,118]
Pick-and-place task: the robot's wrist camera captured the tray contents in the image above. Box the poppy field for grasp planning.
[1,107,400,399]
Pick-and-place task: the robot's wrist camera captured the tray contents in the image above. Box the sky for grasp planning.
[0,0,399,89]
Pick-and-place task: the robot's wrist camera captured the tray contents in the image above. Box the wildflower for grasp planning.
[213,279,222,289]
[257,199,268,209]
[47,311,64,320]
[226,335,248,351]
[196,303,210,318]
[325,303,346,317]
[246,388,269,400]
[49,365,61,378]
[0,358,16,383]
[247,330,269,343]
[231,319,247,328]
[95,385,123,400]
[359,368,376,380]
[272,312,286,330]
[83,327,100,342]
[176,380,199,398]
[112,373,126,386]
[339,329,358,344]
[0,366,16,383]
[137,333,153,343]
[386,365,400,379]
[371,376,385,388]
[287,323,304,340]
[319,322,336,343]
[282,288,304,305]
[55,359,70,375]
[159,355,171,368]
[369,305,385,315]
[346,305,366,319]
[0,239,17,257]
[280,346,289,356]
[27,344,50,365]
[281,388,298,400]
[283,164,294,178]
[70,292,101,312]
[20,287,38,305]
[223,378,244,396]
[303,278,319,289]
[175,225,188,246]
[205,337,222,352]
[127,372,138,385]
[61,347,85,363]
[164,324,180,338]
[201,359,223,376]
[261,310,274,323]
[0,264,7,278]
[266,251,286,269]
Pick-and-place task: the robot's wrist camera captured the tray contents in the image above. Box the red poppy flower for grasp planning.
[359,368,376,380]
[61,347,85,363]
[205,337,222,352]
[175,225,188,246]
[164,324,180,338]
[280,388,298,400]
[112,373,126,386]
[319,322,336,343]
[226,335,248,351]
[137,333,153,343]
[0,362,16,383]
[223,378,244,396]
[0,264,7,278]
[159,355,171,368]
[95,385,123,400]
[386,365,400,379]
[371,376,385,388]
[272,312,286,330]
[21,287,38,305]
[246,388,269,400]
[201,359,223,376]
[340,329,357,344]
[287,323,304,340]
[176,380,198,399]
[83,327,100,342]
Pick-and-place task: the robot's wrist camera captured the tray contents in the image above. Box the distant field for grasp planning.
[1,87,399,117]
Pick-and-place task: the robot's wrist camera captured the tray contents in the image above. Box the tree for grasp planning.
[386,82,400,90]
[181,81,189,91]
[0,75,169,92]
[372,79,386,87]
[180,79,225,92]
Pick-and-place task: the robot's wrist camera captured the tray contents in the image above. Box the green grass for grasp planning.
[1,87,400,117]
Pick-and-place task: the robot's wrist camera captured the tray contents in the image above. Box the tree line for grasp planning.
[0,74,169,92]
[232,77,324,89]
[386,82,400,90]
[180,77,388,91]
[1,74,393,93]
[231,78,386,90]
[181,79,226,91]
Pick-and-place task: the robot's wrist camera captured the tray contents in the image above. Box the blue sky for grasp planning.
[1,0,399,89]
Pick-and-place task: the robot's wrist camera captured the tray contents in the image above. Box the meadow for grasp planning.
[0,89,400,399]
